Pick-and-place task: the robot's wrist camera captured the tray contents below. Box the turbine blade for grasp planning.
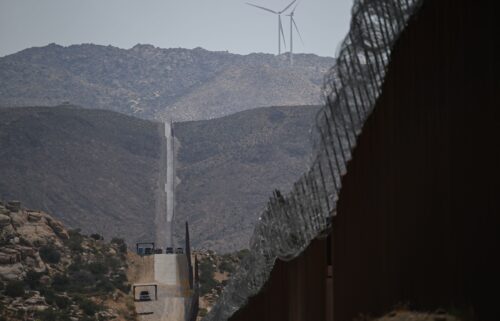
[279,0,297,14]
[292,18,304,45]
[280,17,287,49]
[246,2,277,14]
[291,0,301,14]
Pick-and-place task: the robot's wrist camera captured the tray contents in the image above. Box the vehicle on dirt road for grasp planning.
[139,291,151,301]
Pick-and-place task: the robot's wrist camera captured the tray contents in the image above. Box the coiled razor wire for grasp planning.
[203,0,423,320]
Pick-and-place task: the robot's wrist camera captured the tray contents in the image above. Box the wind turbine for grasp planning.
[287,1,304,65]
[246,0,297,55]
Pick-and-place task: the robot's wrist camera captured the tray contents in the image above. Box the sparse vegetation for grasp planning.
[39,244,61,264]
[111,237,128,255]
[66,228,84,252]
[196,248,251,316]
[25,270,45,289]
[4,280,25,298]
[90,233,104,241]
[0,203,135,321]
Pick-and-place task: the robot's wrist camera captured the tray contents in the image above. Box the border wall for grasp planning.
[332,0,499,320]
[223,0,499,321]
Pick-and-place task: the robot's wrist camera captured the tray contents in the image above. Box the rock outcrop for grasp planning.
[0,201,136,321]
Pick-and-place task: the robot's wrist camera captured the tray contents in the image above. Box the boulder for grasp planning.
[0,223,16,242]
[17,223,57,247]
[47,217,69,240]
[0,213,11,226]
[0,262,24,280]
[9,211,27,228]
[27,212,43,222]
[9,236,20,245]
[6,201,21,212]
[16,246,35,259]
[0,253,18,264]
[25,294,47,306]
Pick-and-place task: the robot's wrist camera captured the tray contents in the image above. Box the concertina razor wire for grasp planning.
[203,0,424,320]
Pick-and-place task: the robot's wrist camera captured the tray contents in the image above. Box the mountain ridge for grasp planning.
[0,105,318,252]
[0,43,333,121]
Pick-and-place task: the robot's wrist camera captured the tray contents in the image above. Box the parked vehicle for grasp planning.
[139,290,151,301]
[166,247,174,254]
[175,247,184,254]
[154,248,163,254]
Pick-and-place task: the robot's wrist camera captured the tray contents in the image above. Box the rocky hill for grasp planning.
[0,106,161,247]
[0,200,135,321]
[0,43,332,121]
[174,105,320,252]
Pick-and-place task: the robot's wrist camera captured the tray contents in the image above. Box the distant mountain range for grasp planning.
[0,43,333,121]
[0,105,318,252]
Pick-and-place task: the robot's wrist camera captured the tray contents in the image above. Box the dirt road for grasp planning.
[134,254,194,321]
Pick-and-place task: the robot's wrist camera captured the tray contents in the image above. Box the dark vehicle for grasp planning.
[144,248,153,255]
[166,247,174,254]
[175,247,184,254]
[154,248,163,254]
[139,291,151,301]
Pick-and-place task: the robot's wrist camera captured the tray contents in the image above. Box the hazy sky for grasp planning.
[0,0,353,58]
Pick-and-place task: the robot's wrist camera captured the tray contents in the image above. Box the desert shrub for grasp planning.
[67,262,81,273]
[96,277,114,292]
[52,274,70,291]
[35,307,72,321]
[218,259,236,274]
[69,270,95,291]
[199,308,208,317]
[104,256,121,271]
[90,233,103,241]
[40,287,56,305]
[25,270,45,289]
[4,280,25,297]
[112,272,129,292]
[54,295,71,309]
[66,229,84,252]
[236,248,250,261]
[199,260,218,295]
[35,308,58,321]
[76,296,102,315]
[39,245,61,264]
[86,262,108,276]
[111,237,127,254]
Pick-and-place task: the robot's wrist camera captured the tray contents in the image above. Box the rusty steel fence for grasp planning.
[203,1,423,320]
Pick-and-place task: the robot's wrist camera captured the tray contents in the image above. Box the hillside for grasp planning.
[0,200,134,321]
[174,105,320,252]
[0,43,332,121]
[0,105,318,252]
[0,106,161,246]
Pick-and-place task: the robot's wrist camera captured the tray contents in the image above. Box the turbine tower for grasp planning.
[246,0,296,55]
[287,1,303,66]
